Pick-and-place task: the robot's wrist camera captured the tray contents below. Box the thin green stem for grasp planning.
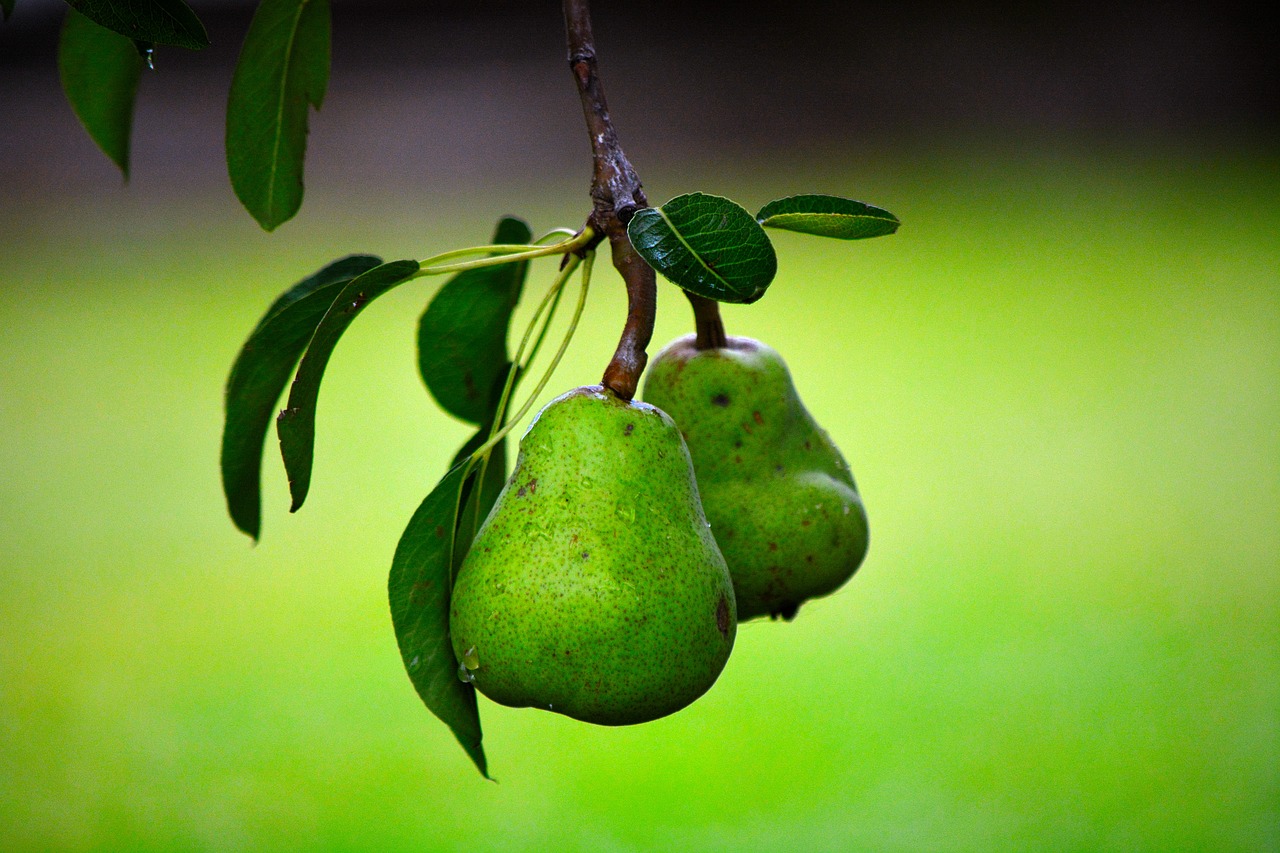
[521,281,568,376]
[463,253,582,526]
[466,453,489,554]
[412,228,594,278]
[485,254,582,447]
[471,250,594,459]
[535,227,580,244]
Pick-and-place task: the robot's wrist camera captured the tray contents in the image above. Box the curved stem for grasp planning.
[600,244,655,399]
[472,252,594,459]
[521,278,570,374]
[564,0,654,400]
[412,229,593,278]
[486,253,583,447]
[463,255,581,543]
[535,227,580,245]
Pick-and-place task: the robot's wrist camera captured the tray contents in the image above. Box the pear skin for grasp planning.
[449,385,736,725]
[643,335,868,621]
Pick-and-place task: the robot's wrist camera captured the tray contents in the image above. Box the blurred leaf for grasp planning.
[221,255,382,540]
[276,260,419,512]
[64,0,208,49]
[756,194,900,240]
[58,8,142,177]
[418,217,533,424]
[389,462,490,779]
[226,0,330,231]
[3,1,15,22]
[628,192,777,304]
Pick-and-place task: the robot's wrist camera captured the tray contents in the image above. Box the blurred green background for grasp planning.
[2,2,1278,851]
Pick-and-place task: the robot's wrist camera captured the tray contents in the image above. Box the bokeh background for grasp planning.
[2,1,1277,850]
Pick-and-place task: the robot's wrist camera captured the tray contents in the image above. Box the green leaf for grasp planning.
[58,8,142,177]
[418,216,533,424]
[756,194,900,240]
[276,260,420,512]
[460,439,505,563]
[226,0,330,231]
[221,255,382,540]
[3,1,16,22]
[628,192,777,304]
[448,396,510,575]
[389,462,490,778]
[63,0,208,49]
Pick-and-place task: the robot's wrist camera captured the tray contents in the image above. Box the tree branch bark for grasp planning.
[563,0,655,400]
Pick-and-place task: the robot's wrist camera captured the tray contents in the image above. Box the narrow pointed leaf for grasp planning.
[58,8,142,177]
[448,379,511,574]
[756,194,900,240]
[226,0,330,231]
[452,438,505,571]
[221,255,382,539]
[276,260,419,512]
[389,463,490,778]
[64,0,208,49]
[418,217,533,424]
[628,192,777,304]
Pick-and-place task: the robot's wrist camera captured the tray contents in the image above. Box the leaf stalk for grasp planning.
[413,229,594,278]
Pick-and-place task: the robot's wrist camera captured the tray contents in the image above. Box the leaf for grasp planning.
[64,0,208,49]
[58,8,142,177]
[457,438,505,565]
[3,0,16,22]
[756,194,900,240]
[226,0,331,231]
[448,391,511,574]
[418,216,533,424]
[221,255,382,540]
[627,192,777,304]
[276,260,420,512]
[389,463,490,778]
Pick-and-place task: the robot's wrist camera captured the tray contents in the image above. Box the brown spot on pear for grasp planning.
[449,385,737,725]
[643,335,868,621]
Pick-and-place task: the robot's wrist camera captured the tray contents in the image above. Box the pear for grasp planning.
[449,385,736,725]
[642,335,868,621]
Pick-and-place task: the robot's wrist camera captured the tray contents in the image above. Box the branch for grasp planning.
[564,0,654,401]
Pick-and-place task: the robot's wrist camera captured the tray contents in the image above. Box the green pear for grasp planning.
[449,385,736,725]
[642,335,868,621]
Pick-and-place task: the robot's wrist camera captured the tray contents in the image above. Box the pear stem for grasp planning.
[686,292,727,350]
[471,253,594,460]
[564,0,655,401]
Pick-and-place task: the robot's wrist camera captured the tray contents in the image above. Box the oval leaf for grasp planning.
[389,463,490,778]
[756,194,900,240]
[276,259,420,512]
[58,8,142,177]
[628,192,777,304]
[226,0,330,231]
[64,0,208,49]
[418,216,533,424]
[221,255,382,540]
